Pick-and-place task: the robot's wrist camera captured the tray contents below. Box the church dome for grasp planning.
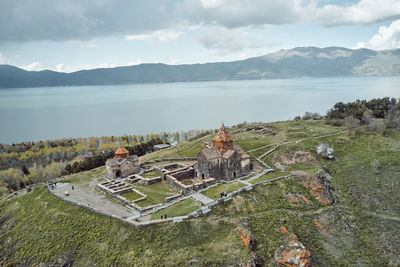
[211,124,234,151]
[115,147,129,159]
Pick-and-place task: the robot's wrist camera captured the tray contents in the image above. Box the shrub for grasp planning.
[302,112,322,120]
[345,116,360,130]
[325,118,345,127]
[386,102,400,128]
[361,109,374,125]
[368,120,384,134]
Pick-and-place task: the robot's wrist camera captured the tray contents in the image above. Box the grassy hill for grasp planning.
[0,119,399,266]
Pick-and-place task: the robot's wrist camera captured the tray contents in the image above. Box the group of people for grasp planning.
[160,213,174,220]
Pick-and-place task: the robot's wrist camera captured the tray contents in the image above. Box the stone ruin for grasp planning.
[165,166,216,195]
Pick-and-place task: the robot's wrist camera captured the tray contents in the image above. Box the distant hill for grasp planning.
[1,46,400,88]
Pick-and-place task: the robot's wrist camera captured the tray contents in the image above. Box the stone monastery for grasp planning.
[105,147,140,179]
[105,124,251,181]
[196,124,251,180]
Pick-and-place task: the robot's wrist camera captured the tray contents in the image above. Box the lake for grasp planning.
[1,76,400,144]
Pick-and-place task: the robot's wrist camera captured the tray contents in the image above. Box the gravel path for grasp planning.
[51,178,139,218]
[191,192,214,204]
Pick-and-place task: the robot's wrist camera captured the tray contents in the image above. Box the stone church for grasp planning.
[196,124,251,180]
[105,147,140,179]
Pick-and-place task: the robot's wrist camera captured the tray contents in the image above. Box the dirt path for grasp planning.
[246,130,348,154]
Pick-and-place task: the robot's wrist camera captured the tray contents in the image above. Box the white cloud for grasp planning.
[200,27,280,55]
[178,0,310,28]
[124,30,184,42]
[315,0,400,26]
[0,52,10,64]
[0,0,313,42]
[0,0,178,42]
[21,62,45,71]
[354,19,400,50]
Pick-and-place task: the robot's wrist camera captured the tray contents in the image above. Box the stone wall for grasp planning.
[164,194,182,203]
[165,174,192,195]
[169,168,195,181]
[146,177,162,185]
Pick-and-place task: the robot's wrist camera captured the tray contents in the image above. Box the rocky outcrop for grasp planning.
[274,226,313,267]
[317,143,335,159]
[287,193,311,205]
[236,227,256,251]
[274,240,312,267]
[235,225,263,267]
[297,170,334,206]
[272,151,316,171]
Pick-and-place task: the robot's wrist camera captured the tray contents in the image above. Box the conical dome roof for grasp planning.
[211,124,234,152]
[115,147,129,159]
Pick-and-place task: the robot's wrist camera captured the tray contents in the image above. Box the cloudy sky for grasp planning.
[0,0,400,72]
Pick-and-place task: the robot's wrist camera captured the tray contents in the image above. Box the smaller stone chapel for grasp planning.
[196,124,251,180]
[105,147,140,179]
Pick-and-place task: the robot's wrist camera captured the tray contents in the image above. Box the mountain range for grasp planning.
[1,46,400,88]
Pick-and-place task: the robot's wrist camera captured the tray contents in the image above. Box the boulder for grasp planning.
[317,143,335,159]
[297,174,334,206]
[274,239,312,267]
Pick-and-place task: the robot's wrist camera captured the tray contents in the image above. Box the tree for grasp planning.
[21,165,30,176]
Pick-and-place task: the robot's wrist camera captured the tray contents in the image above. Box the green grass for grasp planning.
[134,181,179,207]
[140,171,161,179]
[67,166,106,185]
[202,182,246,200]
[248,171,291,184]
[151,198,202,219]
[0,186,251,266]
[120,191,143,201]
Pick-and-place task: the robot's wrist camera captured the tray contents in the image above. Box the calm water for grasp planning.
[0,77,399,144]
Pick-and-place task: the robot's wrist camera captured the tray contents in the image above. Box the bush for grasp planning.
[325,118,345,127]
[345,116,361,130]
[302,112,322,120]
[327,98,398,120]
[386,103,400,128]
[361,109,374,125]
[368,120,384,134]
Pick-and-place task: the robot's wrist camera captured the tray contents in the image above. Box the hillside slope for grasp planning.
[1,47,400,88]
[0,119,399,266]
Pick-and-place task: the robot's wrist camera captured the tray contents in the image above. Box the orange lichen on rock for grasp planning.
[274,238,313,267]
[235,227,255,250]
[299,195,311,204]
[236,227,262,267]
[275,225,313,266]
[275,248,312,267]
[239,230,251,249]
[272,151,316,171]
[297,175,333,206]
[314,220,323,228]
[279,226,289,234]
[288,194,299,203]
[293,151,316,164]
